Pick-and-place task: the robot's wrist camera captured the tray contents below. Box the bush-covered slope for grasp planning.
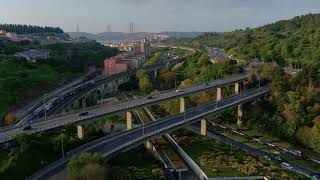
[165,13,320,64]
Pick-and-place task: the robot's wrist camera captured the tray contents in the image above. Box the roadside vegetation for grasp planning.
[173,130,307,179]
[67,148,165,180]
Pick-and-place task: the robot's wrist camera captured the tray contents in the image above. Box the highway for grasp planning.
[13,70,95,126]
[0,74,248,143]
[188,125,319,178]
[28,86,268,180]
[210,120,320,166]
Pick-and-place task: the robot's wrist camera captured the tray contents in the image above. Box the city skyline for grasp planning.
[0,0,320,33]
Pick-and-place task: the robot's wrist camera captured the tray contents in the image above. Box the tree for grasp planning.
[16,133,31,153]
[67,153,105,180]
[283,91,305,136]
[160,70,176,89]
[311,116,320,153]
[295,126,312,147]
[79,163,107,180]
[136,69,147,80]
[139,76,153,93]
[160,100,179,115]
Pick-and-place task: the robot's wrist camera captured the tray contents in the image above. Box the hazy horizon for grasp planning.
[0,0,320,33]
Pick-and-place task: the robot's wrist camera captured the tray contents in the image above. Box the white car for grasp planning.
[281,162,292,169]
[263,156,271,161]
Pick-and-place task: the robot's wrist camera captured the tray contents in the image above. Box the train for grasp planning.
[29,73,100,122]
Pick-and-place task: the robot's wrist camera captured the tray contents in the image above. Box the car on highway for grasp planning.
[275,156,284,163]
[147,96,153,99]
[23,125,32,131]
[263,156,271,161]
[312,175,320,180]
[175,89,183,93]
[77,112,89,117]
[281,162,293,169]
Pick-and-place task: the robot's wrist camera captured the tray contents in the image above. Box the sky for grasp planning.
[0,0,320,33]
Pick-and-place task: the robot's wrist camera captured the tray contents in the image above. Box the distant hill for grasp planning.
[67,31,203,41]
[164,13,320,64]
[159,31,203,38]
[0,24,64,34]
[67,32,96,39]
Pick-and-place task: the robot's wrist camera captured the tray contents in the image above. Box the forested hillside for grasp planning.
[0,24,64,34]
[165,13,320,64]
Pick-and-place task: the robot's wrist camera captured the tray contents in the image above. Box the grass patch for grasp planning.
[108,147,165,180]
[172,130,307,179]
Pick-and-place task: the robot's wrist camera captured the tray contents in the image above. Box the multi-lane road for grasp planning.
[188,125,319,178]
[0,74,248,143]
[28,86,268,180]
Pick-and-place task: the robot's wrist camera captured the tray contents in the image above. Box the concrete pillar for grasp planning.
[93,91,98,101]
[81,98,87,108]
[154,70,158,78]
[126,112,133,130]
[77,125,85,139]
[235,83,240,95]
[71,103,76,110]
[145,141,154,151]
[200,119,207,136]
[216,88,222,101]
[180,97,185,113]
[237,105,243,127]
[113,81,118,92]
[77,99,82,109]
[100,85,105,100]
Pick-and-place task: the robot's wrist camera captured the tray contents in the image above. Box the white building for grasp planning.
[0,30,18,41]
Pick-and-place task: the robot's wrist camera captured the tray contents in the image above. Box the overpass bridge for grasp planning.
[49,56,187,114]
[27,86,268,180]
[10,56,186,128]
[0,74,248,143]
[151,44,200,53]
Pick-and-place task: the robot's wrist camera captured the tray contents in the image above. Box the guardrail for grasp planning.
[40,73,248,122]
